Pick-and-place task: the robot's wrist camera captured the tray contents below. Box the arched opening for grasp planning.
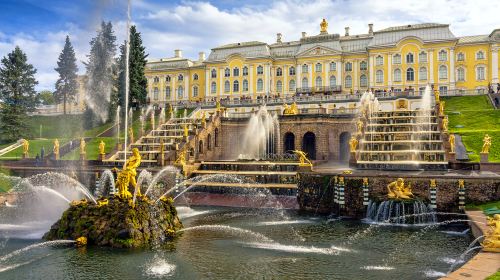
[189,148,194,159]
[198,140,204,154]
[339,132,351,161]
[207,134,212,150]
[284,132,295,154]
[214,128,219,147]
[302,132,316,160]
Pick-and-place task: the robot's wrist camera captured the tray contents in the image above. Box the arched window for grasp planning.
[242,66,248,76]
[276,80,283,92]
[165,87,171,98]
[284,132,295,153]
[329,75,336,86]
[178,74,183,81]
[345,62,352,71]
[233,80,239,92]
[224,80,230,92]
[360,61,367,71]
[198,140,203,154]
[345,75,352,88]
[257,79,263,91]
[302,64,308,73]
[476,51,485,60]
[233,67,239,76]
[315,63,322,72]
[457,67,465,81]
[165,75,171,82]
[177,86,184,98]
[214,128,219,147]
[315,76,322,87]
[375,56,383,66]
[406,53,414,63]
[476,66,485,80]
[211,82,216,94]
[302,77,308,88]
[393,54,401,64]
[360,74,368,87]
[207,134,212,150]
[193,73,199,80]
[224,68,230,77]
[153,87,159,100]
[394,69,402,82]
[376,70,383,83]
[289,80,296,91]
[289,66,296,75]
[257,65,264,75]
[439,65,448,79]
[211,69,217,78]
[457,53,465,61]
[406,68,414,81]
[153,76,159,83]
[419,67,427,80]
[329,62,336,71]
[439,50,447,61]
[276,67,283,76]
[243,79,249,91]
[419,51,427,63]
[193,86,199,97]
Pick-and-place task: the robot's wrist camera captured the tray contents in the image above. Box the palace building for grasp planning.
[145,20,500,105]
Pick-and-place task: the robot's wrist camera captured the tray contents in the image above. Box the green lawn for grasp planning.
[466,200,500,212]
[0,167,13,192]
[485,271,500,280]
[28,114,86,139]
[443,95,500,162]
[62,137,118,160]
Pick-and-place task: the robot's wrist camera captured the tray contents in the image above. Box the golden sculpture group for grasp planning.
[293,150,312,167]
[283,102,299,115]
[482,214,500,252]
[115,148,142,199]
[387,178,414,199]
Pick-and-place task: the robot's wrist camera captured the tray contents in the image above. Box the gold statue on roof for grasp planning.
[320,18,328,33]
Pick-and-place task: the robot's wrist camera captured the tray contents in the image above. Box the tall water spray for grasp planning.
[159,107,165,127]
[239,106,280,159]
[123,0,131,165]
[115,105,121,145]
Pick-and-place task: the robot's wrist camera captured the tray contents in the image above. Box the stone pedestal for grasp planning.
[98,154,106,161]
[448,152,456,163]
[22,153,28,159]
[80,154,86,161]
[480,153,489,163]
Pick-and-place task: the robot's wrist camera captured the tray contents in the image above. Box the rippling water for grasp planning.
[0,206,473,280]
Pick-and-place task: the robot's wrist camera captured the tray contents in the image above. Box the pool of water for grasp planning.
[0,206,474,280]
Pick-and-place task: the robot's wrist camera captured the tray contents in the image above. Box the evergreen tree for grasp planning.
[54,35,78,115]
[128,26,148,106]
[0,47,38,142]
[116,41,127,111]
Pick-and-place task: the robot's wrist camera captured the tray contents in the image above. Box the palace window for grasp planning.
[393,54,401,64]
[360,74,368,87]
[315,76,322,87]
[211,82,216,94]
[153,87,159,100]
[439,65,448,79]
[276,81,283,92]
[406,53,414,64]
[457,52,465,61]
[302,64,308,73]
[289,79,296,91]
[375,56,383,66]
[439,86,448,94]
[153,76,159,83]
[329,62,336,71]
[439,50,447,61]
[419,67,427,80]
[166,75,171,82]
[394,69,402,82]
[457,67,465,81]
[289,66,296,75]
[302,77,308,88]
[419,51,427,63]
[315,63,322,72]
[329,75,336,86]
[406,68,414,81]
[177,86,184,98]
[193,74,198,80]
[276,67,283,76]
[360,61,367,71]
[376,70,383,83]
[166,86,171,98]
[345,62,352,71]
[257,79,264,91]
[211,69,217,78]
[476,66,485,80]
[243,79,249,91]
[233,67,239,77]
[193,86,198,97]
[224,81,230,92]
[345,75,352,88]
[476,51,485,60]
[242,66,248,76]
[224,68,230,77]
[257,65,264,75]
[233,80,239,92]
[178,74,183,81]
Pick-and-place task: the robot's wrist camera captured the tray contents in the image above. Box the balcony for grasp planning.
[296,86,342,95]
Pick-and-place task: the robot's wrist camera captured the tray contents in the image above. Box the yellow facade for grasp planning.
[145,22,500,105]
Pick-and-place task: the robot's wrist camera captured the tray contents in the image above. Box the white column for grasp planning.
[172,77,176,102]
[297,63,301,89]
[284,65,288,95]
[492,47,499,83]
[369,55,374,87]
[338,61,343,89]
[264,64,269,95]
[429,50,434,84]
[219,68,223,97]
[308,63,313,88]
[354,60,359,91]
[449,48,455,90]
[388,54,392,87]
[249,65,254,97]
[323,61,327,88]
[205,69,209,98]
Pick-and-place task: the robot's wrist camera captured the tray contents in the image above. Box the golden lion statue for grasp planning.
[387,178,414,199]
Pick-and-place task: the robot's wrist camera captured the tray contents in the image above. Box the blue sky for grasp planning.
[0,0,498,91]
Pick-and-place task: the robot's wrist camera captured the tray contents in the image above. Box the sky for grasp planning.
[0,0,498,91]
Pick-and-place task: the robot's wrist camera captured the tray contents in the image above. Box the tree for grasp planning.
[54,35,79,115]
[0,47,38,142]
[39,90,55,105]
[128,26,148,106]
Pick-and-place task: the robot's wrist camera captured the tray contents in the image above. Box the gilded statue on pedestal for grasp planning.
[320,18,328,33]
[439,101,445,116]
[98,140,105,155]
[482,214,500,252]
[482,134,492,154]
[53,139,60,160]
[283,103,299,115]
[442,116,449,132]
[80,138,86,155]
[387,178,414,199]
[183,124,189,137]
[356,119,363,134]
[434,89,440,103]
[449,134,456,153]
[293,150,312,167]
[22,139,29,157]
[349,136,358,153]
[216,100,222,112]
[116,148,142,199]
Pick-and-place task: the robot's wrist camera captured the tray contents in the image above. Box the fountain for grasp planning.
[115,105,121,146]
[238,106,280,160]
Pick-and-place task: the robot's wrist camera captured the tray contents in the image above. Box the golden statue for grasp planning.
[128,127,134,144]
[98,140,105,155]
[458,179,464,189]
[430,179,436,188]
[53,139,60,160]
[482,214,500,252]
[320,18,328,33]
[290,102,299,114]
[439,101,445,116]
[174,149,187,177]
[387,178,414,199]
[283,103,291,115]
[22,139,29,157]
[216,100,222,112]
[363,177,369,186]
[482,134,492,154]
[116,148,142,199]
[201,112,207,128]
[75,236,87,247]
[293,150,312,167]
[80,138,86,155]
[434,89,440,103]
[442,116,449,132]
[183,124,189,137]
[356,119,363,134]
[449,134,456,153]
[349,136,358,153]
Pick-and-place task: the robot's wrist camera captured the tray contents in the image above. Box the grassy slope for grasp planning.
[0,139,68,159]
[62,137,118,160]
[443,95,500,162]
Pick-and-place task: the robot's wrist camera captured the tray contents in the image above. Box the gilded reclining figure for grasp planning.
[387,178,414,199]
